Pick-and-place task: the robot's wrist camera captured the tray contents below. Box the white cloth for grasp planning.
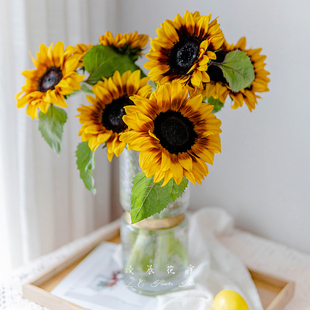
[157,290,213,310]
[157,208,263,310]
[0,0,115,280]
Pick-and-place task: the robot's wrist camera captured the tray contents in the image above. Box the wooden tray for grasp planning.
[23,219,295,310]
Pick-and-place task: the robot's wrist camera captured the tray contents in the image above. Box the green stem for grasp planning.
[125,229,156,272]
[125,215,188,275]
[154,231,172,273]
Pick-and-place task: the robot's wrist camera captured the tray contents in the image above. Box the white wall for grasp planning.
[115,0,310,253]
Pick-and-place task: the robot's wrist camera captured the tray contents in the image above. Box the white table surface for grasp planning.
[1,222,310,310]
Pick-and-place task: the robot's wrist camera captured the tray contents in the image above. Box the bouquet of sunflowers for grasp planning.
[16,11,269,276]
[16,11,269,222]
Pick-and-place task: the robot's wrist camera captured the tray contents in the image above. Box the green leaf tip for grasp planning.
[208,97,224,113]
[148,80,157,92]
[75,142,96,195]
[38,104,67,155]
[130,172,188,224]
[218,50,255,93]
[80,84,94,94]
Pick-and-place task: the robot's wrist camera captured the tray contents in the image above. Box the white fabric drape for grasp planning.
[0,0,118,279]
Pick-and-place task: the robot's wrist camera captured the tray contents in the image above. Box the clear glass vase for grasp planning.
[119,148,190,295]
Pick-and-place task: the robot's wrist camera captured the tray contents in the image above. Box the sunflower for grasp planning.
[73,43,93,67]
[16,42,84,119]
[121,80,222,186]
[144,11,224,89]
[77,70,151,161]
[202,37,270,111]
[99,31,149,61]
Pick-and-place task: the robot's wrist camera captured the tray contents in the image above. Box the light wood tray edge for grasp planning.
[22,219,295,310]
[23,219,120,310]
[248,269,295,310]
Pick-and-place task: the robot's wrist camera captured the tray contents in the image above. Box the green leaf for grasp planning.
[81,84,94,94]
[208,96,224,113]
[148,80,157,92]
[75,142,96,194]
[138,67,147,78]
[130,173,188,223]
[218,50,255,92]
[38,104,67,155]
[83,45,144,85]
[77,67,85,74]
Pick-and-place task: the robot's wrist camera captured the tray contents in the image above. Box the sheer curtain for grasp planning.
[0,0,119,279]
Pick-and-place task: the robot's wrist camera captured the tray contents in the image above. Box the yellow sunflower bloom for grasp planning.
[121,80,222,186]
[144,11,224,89]
[16,42,85,119]
[202,37,270,111]
[99,31,149,60]
[77,70,151,161]
[73,43,93,67]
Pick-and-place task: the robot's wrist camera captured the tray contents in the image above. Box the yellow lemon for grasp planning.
[212,289,250,310]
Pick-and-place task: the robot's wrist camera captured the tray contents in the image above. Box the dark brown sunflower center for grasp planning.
[101,95,133,134]
[153,110,197,155]
[38,66,63,92]
[169,36,201,75]
[207,51,227,84]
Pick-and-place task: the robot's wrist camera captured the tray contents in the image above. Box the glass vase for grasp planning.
[119,148,190,295]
